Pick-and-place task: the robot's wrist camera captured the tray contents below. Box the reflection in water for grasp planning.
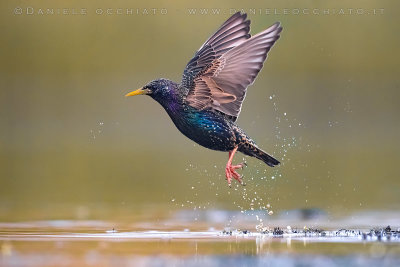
[1,227,400,267]
[0,207,399,267]
[0,211,399,266]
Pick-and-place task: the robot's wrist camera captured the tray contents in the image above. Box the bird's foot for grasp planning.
[225,162,246,187]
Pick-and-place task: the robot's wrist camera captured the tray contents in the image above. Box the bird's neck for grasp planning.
[159,93,184,115]
[152,82,185,115]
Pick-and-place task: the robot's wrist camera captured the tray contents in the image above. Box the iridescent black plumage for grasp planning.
[126,12,282,184]
[143,79,280,167]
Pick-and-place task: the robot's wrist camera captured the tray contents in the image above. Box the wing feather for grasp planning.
[182,12,251,89]
[182,14,282,121]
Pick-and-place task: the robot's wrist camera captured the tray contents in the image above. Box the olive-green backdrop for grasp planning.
[0,0,399,221]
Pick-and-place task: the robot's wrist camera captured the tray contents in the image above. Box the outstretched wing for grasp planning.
[181,12,251,90]
[182,13,282,121]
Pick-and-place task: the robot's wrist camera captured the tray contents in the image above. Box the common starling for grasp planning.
[126,12,282,186]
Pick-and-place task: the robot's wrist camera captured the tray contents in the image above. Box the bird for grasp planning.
[125,12,282,186]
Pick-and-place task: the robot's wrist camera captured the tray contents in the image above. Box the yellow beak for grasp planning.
[125,87,148,97]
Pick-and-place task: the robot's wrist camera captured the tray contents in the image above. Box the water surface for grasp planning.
[1,210,400,267]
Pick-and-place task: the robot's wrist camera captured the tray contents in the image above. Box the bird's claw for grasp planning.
[225,147,246,187]
[236,162,247,169]
[225,164,245,186]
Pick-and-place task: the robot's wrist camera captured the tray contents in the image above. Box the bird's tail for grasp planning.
[239,144,280,167]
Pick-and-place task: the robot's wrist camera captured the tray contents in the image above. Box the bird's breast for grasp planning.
[166,106,237,151]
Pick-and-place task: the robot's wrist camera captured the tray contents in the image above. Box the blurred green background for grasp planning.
[0,0,399,221]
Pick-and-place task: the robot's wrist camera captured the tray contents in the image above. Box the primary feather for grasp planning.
[183,12,282,121]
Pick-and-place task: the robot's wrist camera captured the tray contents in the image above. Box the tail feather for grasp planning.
[240,144,280,167]
[257,148,280,167]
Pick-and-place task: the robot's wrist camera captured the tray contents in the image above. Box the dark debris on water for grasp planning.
[221,225,400,241]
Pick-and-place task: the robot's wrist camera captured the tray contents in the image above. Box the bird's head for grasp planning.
[125,79,175,103]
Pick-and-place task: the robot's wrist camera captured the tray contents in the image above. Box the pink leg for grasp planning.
[225,146,246,186]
